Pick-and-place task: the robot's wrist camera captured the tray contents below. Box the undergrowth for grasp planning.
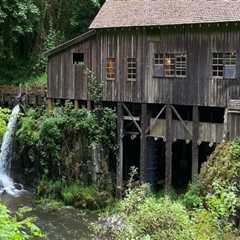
[37,179,113,210]
[0,203,44,240]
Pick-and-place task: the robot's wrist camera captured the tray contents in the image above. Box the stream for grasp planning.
[1,192,97,240]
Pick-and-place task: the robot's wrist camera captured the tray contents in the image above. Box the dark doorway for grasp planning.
[123,135,140,182]
[172,140,192,189]
[146,137,165,190]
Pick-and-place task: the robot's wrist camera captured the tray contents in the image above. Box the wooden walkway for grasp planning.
[0,85,47,107]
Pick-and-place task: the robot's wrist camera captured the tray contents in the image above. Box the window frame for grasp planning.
[153,53,187,78]
[212,52,237,79]
[127,57,137,81]
[106,57,116,80]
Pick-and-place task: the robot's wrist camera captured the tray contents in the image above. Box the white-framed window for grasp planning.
[212,52,236,79]
[153,53,187,78]
[127,57,137,81]
[106,57,116,80]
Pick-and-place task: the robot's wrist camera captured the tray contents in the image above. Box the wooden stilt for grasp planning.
[165,104,172,193]
[117,102,124,198]
[74,100,80,109]
[47,98,54,112]
[192,105,199,181]
[87,100,92,110]
[140,103,147,183]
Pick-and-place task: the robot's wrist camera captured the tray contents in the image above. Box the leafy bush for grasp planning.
[37,179,112,210]
[199,140,240,227]
[0,202,44,240]
[200,141,240,194]
[182,183,204,210]
[0,108,10,142]
[16,103,116,183]
[93,183,238,240]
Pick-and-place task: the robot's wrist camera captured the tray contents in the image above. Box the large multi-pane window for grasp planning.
[127,57,137,81]
[154,53,187,78]
[106,58,116,80]
[212,52,236,79]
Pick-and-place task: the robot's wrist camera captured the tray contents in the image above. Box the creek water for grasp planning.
[1,192,97,240]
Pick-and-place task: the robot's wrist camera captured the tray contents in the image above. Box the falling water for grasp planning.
[0,105,23,196]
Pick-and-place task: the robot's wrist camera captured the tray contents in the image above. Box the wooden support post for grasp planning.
[74,100,80,109]
[192,105,199,181]
[87,100,92,110]
[117,103,124,198]
[47,98,54,112]
[140,103,147,183]
[165,104,172,193]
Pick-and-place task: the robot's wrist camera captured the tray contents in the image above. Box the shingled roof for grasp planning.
[90,0,240,29]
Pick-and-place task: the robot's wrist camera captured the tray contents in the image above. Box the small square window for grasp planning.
[73,53,84,64]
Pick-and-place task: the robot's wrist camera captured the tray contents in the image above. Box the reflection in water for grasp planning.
[1,192,96,240]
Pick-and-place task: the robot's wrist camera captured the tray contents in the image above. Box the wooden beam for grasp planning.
[165,104,173,193]
[145,105,166,134]
[87,100,92,110]
[74,100,80,109]
[170,105,192,138]
[122,103,142,134]
[117,103,124,198]
[140,103,147,183]
[47,98,54,112]
[192,106,199,181]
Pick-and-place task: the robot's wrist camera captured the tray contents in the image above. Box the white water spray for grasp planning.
[0,105,23,196]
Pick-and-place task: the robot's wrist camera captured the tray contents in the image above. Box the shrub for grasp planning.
[0,107,10,142]
[0,203,44,240]
[200,141,240,194]
[182,183,204,210]
[16,103,116,183]
[37,179,112,210]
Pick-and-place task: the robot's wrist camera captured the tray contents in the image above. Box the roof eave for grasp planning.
[45,30,96,58]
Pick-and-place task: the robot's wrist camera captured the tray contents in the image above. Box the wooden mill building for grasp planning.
[47,0,240,192]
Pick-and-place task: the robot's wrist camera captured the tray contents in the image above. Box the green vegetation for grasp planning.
[93,140,240,240]
[37,180,113,210]
[0,0,105,85]
[93,183,239,240]
[0,108,10,142]
[0,203,44,240]
[16,102,116,182]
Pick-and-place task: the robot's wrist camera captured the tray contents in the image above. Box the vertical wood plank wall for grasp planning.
[48,27,240,108]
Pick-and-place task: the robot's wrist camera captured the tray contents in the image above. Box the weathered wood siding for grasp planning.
[150,119,223,143]
[48,36,96,100]
[48,26,240,108]
[97,27,240,107]
[145,28,240,107]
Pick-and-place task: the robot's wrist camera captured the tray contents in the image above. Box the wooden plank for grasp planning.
[47,98,54,112]
[192,106,199,181]
[165,104,172,192]
[117,102,124,198]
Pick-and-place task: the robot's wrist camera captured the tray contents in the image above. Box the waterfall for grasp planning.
[0,105,23,196]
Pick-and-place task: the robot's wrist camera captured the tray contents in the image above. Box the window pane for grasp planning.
[106,58,116,80]
[73,53,84,64]
[176,54,187,77]
[164,54,175,77]
[224,65,236,78]
[154,65,164,77]
[128,58,137,80]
